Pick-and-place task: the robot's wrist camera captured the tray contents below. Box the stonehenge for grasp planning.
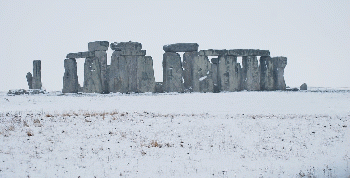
[62,41,288,93]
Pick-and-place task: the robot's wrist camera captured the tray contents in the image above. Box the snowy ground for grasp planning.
[0,90,349,177]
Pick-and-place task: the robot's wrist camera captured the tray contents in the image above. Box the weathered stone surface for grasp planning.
[119,50,146,56]
[62,58,79,93]
[83,57,103,93]
[273,57,287,90]
[163,43,199,52]
[199,50,227,56]
[199,49,270,56]
[88,41,109,51]
[183,51,198,91]
[260,56,275,91]
[110,42,142,51]
[94,51,108,93]
[242,56,260,91]
[66,51,94,59]
[192,55,213,92]
[300,83,307,90]
[163,52,183,92]
[137,56,156,93]
[108,50,155,93]
[32,60,42,89]
[211,58,219,92]
[26,72,33,89]
[227,49,270,56]
[218,55,241,92]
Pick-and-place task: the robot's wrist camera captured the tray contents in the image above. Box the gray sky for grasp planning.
[1,0,349,91]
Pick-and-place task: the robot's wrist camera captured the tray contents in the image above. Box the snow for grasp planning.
[0,91,349,177]
[199,76,207,81]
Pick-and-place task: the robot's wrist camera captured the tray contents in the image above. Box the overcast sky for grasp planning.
[0,0,349,91]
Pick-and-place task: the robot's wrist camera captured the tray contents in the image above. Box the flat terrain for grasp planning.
[0,90,349,177]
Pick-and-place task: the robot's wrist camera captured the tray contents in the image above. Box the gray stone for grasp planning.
[163,43,199,52]
[155,82,164,93]
[137,56,156,93]
[83,57,103,93]
[199,50,227,56]
[211,58,219,92]
[191,55,213,92]
[218,55,241,92]
[32,60,42,89]
[26,72,33,89]
[94,51,108,93]
[108,52,128,93]
[110,42,142,51]
[300,83,307,90]
[88,41,109,51]
[163,52,183,92]
[260,56,275,91]
[227,49,270,56]
[62,58,79,93]
[119,50,146,56]
[183,51,198,91]
[66,51,94,59]
[273,57,287,90]
[242,56,260,91]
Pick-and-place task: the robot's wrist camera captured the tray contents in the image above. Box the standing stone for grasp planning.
[300,83,307,90]
[94,50,108,93]
[163,52,183,92]
[242,56,260,91]
[84,57,103,93]
[62,58,79,93]
[137,56,156,93]
[218,55,241,92]
[192,55,213,93]
[260,56,275,91]
[183,51,198,91]
[273,57,287,90]
[109,51,127,93]
[26,72,33,89]
[32,60,42,89]
[211,58,219,93]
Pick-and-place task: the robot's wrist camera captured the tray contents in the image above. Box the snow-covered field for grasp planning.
[0,90,349,177]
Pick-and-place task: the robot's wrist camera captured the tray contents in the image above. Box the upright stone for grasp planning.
[273,57,287,90]
[211,58,219,93]
[26,72,33,89]
[163,52,183,92]
[32,60,42,89]
[137,56,156,93]
[62,58,79,93]
[242,56,260,91]
[192,55,213,92]
[260,56,275,91]
[183,51,198,91]
[218,55,241,92]
[84,57,103,93]
[94,50,108,93]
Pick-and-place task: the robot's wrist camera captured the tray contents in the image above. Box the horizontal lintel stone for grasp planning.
[110,42,142,51]
[88,41,109,51]
[163,43,199,52]
[119,50,146,56]
[66,51,94,59]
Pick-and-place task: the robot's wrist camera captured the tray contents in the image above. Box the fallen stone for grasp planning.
[88,41,109,51]
[300,83,307,90]
[155,82,164,93]
[163,43,199,52]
